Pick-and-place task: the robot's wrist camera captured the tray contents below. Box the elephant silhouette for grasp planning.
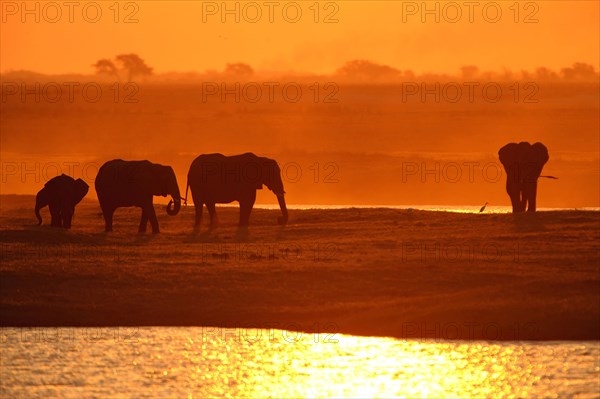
[95,159,182,233]
[35,174,89,228]
[498,142,550,213]
[185,152,288,230]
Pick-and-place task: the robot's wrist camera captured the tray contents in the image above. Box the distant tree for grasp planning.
[519,70,532,80]
[224,63,254,77]
[92,59,119,79]
[92,54,153,82]
[115,53,153,81]
[460,65,479,79]
[499,67,515,81]
[336,60,401,81]
[560,63,597,81]
[535,67,558,81]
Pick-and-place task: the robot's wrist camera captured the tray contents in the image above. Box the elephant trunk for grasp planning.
[277,194,288,225]
[166,194,181,216]
[165,170,181,216]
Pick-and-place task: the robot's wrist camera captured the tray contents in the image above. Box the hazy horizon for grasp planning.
[2,2,599,75]
[2,61,599,82]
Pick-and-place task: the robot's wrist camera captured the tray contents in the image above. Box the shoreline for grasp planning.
[2,194,598,213]
[1,196,599,341]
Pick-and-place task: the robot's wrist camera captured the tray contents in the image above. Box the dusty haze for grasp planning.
[2,1,599,208]
[1,66,599,208]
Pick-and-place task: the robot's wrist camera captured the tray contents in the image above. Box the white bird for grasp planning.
[479,202,489,213]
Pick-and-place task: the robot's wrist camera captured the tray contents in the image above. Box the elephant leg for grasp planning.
[195,204,202,225]
[146,205,159,234]
[239,192,256,226]
[139,208,149,233]
[63,206,74,229]
[510,195,521,213]
[191,190,203,231]
[526,183,538,212]
[206,203,219,227]
[519,189,528,213]
[57,211,64,228]
[193,204,203,232]
[49,204,62,227]
[506,181,522,213]
[101,203,115,232]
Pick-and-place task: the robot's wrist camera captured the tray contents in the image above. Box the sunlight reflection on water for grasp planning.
[1,327,598,398]
[252,204,600,214]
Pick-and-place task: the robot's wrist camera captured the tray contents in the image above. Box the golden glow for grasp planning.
[3,327,598,397]
[1,2,599,208]
[1,1,598,74]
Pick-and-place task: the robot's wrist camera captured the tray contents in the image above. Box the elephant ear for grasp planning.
[259,159,279,191]
[71,179,90,204]
[262,159,285,195]
[164,166,181,199]
[75,178,89,189]
[147,164,169,196]
[498,143,519,170]
[521,142,549,181]
[531,142,549,166]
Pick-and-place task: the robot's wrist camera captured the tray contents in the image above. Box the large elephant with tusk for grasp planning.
[95,159,182,233]
[498,142,551,213]
[186,153,288,230]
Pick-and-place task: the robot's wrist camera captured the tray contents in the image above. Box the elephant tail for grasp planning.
[540,175,558,179]
[35,206,42,225]
[35,190,47,225]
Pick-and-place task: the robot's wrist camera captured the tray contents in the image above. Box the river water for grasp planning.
[1,327,598,398]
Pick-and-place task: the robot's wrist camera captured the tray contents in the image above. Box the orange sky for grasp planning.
[1,1,599,75]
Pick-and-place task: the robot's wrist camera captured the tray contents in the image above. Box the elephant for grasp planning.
[185,152,288,229]
[35,174,89,228]
[95,159,181,233]
[498,142,549,212]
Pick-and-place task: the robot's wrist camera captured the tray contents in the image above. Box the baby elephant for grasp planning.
[35,174,89,228]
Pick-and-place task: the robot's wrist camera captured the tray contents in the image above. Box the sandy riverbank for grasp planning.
[1,195,598,340]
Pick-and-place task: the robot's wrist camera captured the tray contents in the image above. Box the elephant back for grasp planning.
[188,153,268,190]
[97,160,152,183]
[44,174,75,189]
[96,159,169,199]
